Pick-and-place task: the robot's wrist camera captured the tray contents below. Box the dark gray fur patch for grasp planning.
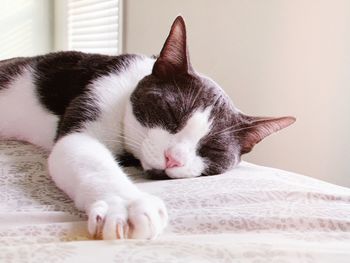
[31,51,138,139]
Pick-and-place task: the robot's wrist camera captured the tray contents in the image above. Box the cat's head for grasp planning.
[128,16,295,179]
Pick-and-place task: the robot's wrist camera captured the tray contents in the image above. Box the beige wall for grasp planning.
[124,0,350,187]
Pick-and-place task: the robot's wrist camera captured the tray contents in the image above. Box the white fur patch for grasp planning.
[0,67,58,149]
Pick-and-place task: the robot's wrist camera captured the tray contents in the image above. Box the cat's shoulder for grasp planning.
[34,51,142,75]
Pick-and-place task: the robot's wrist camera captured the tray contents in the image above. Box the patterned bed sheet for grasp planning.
[0,140,350,263]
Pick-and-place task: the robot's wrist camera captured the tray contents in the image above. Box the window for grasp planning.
[0,0,122,60]
[55,0,123,55]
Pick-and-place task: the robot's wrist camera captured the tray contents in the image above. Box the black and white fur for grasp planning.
[0,17,295,240]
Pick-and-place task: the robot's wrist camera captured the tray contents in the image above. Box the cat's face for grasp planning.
[129,16,295,179]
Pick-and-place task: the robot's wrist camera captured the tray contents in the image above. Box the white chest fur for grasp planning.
[83,56,155,155]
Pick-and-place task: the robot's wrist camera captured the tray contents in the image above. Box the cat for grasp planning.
[0,16,295,240]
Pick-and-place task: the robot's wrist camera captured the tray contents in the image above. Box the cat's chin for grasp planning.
[145,169,171,180]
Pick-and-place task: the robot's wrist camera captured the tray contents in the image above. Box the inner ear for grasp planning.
[237,115,296,154]
[152,16,192,79]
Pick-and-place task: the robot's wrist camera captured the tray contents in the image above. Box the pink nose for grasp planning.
[165,150,183,169]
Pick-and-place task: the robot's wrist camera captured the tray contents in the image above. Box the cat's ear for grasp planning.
[237,115,296,154]
[152,16,192,78]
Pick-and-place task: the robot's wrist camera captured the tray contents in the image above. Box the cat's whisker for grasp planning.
[188,78,196,107]
[190,84,203,110]
[95,122,145,137]
[103,139,139,146]
[229,123,272,134]
[185,78,195,112]
[94,134,141,147]
[211,119,277,138]
[101,125,145,141]
[101,141,139,154]
[102,139,140,149]
[97,126,145,143]
[209,122,242,137]
[141,141,154,163]
[173,79,186,112]
[118,139,141,148]
[122,121,145,132]
[122,122,147,139]
[211,117,274,137]
[113,134,142,145]
[212,95,222,107]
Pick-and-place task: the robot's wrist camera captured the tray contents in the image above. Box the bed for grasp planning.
[1,140,349,263]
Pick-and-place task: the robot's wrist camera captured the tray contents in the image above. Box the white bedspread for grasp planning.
[1,140,350,263]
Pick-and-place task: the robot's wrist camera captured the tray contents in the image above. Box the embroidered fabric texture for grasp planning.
[0,140,350,262]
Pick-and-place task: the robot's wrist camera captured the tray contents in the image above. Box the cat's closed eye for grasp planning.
[165,100,180,130]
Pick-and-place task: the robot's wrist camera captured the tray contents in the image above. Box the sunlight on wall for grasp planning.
[0,0,53,60]
[1,21,34,59]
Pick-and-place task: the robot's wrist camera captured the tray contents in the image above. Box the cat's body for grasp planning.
[0,17,295,240]
[0,53,151,150]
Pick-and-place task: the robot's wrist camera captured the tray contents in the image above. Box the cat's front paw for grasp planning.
[128,193,168,239]
[88,196,129,240]
[87,193,168,240]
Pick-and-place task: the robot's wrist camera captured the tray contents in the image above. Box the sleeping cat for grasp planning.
[0,16,295,240]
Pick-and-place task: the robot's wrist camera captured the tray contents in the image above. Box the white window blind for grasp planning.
[65,0,122,55]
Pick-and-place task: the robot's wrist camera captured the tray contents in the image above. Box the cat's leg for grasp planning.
[48,132,168,239]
